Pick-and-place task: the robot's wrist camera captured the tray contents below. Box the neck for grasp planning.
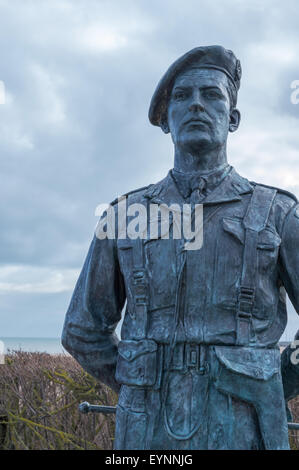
[173,144,228,174]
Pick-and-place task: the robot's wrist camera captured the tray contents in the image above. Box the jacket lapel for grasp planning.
[141,167,253,242]
[144,171,186,207]
[202,167,253,205]
[144,167,253,206]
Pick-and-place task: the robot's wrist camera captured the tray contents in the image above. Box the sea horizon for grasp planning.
[0,337,68,355]
[0,336,291,356]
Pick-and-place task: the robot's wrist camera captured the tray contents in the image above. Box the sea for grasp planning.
[0,337,68,355]
[0,337,290,356]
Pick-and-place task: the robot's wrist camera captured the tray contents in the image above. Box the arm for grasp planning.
[61,233,126,393]
[281,330,299,405]
[278,202,299,402]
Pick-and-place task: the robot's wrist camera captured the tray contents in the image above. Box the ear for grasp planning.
[229,108,241,132]
[160,115,170,134]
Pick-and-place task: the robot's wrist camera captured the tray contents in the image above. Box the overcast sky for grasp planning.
[0,0,298,340]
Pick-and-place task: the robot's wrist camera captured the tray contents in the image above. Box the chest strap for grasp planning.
[236,185,277,346]
[132,235,148,340]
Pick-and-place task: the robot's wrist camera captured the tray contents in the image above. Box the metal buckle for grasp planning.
[133,269,148,306]
[166,343,209,373]
[239,286,255,300]
[133,269,146,285]
[185,344,199,370]
[135,295,147,305]
[238,286,255,317]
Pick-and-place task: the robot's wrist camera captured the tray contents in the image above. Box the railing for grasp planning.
[79,402,116,414]
[79,401,299,430]
[288,422,299,430]
[78,401,299,449]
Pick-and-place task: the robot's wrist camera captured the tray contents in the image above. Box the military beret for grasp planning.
[148,45,242,127]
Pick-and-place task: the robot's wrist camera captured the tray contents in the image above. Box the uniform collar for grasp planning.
[144,166,253,206]
[171,163,231,200]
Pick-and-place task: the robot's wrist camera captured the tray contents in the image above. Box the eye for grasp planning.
[203,89,222,99]
[172,91,187,101]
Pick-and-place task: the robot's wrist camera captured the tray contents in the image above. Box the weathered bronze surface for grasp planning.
[62,46,299,450]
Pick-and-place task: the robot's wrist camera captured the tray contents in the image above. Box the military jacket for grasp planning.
[62,166,299,395]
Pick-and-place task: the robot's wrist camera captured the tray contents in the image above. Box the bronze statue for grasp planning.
[62,45,299,450]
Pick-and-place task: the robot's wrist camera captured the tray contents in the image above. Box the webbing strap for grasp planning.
[236,185,277,346]
[132,233,148,340]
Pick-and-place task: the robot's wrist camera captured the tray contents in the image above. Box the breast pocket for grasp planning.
[256,228,281,274]
[221,217,281,318]
[222,216,281,272]
[211,217,244,307]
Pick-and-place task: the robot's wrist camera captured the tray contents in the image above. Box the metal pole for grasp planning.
[288,422,299,430]
[79,401,116,414]
[78,402,299,431]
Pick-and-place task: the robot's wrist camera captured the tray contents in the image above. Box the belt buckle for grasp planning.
[185,343,199,370]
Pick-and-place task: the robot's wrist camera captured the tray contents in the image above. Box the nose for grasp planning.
[188,90,205,113]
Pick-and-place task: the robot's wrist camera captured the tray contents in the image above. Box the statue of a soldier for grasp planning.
[62,46,299,450]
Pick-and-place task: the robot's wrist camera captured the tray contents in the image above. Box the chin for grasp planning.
[181,135,213,153]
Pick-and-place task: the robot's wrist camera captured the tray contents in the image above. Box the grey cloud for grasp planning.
[0,0,298,337]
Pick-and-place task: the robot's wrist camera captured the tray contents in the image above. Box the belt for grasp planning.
[163,342,208,374]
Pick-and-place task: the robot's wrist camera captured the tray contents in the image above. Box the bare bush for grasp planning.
[0,350,298,450]
[0,351,117,450]
[289,396,299,450]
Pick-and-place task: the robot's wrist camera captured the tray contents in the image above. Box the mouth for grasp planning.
[183,119,210,131]
[184,118,211,128]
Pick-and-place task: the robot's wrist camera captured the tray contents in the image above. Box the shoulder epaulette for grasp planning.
[110,184,153,206]
[249,181,298,203]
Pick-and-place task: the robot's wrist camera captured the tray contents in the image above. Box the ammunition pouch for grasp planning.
[115,339,162,388]
[213,346,290,450]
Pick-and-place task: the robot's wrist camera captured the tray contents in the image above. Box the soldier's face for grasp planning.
[167,68,236,153]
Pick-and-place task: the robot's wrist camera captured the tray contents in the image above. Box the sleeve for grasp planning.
[61,233,126,393]
[281,330,299,404]
[278,202,299,402]
[278,202,299,312]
